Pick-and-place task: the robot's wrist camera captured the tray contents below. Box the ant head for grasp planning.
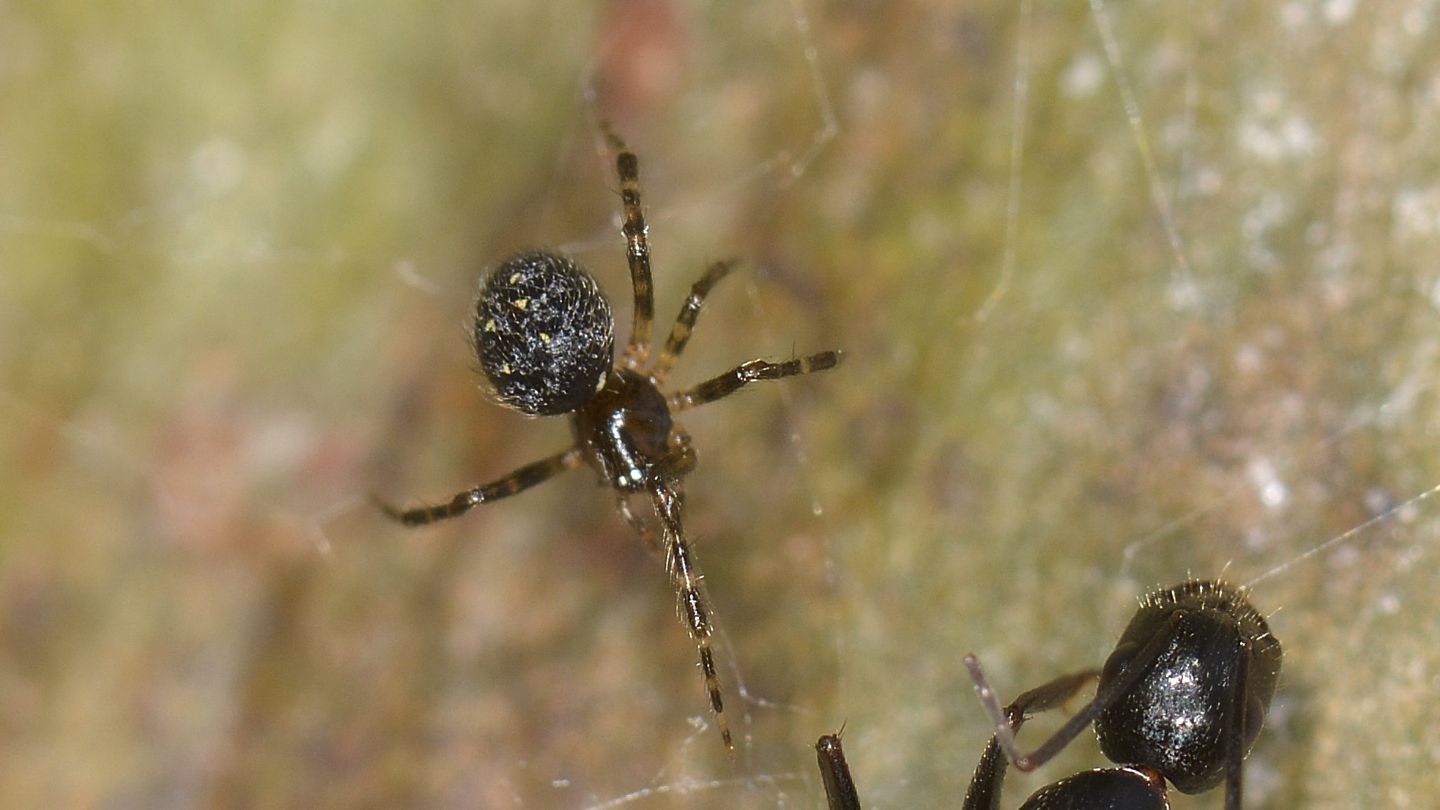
[1094,580,1282,795]
[474,251,615,416]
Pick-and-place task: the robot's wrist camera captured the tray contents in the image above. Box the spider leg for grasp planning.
[668,350,843,413]
[375,448,583,527]
[615,493,664,559]
[649,483,733,752]
[963,611,1180,772]
[652,259,739,380]
[602,124,655,369]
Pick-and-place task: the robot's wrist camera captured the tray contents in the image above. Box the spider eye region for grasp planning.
[474,251,616,416]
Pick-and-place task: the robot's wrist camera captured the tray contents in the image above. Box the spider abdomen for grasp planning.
[474,251,615,416]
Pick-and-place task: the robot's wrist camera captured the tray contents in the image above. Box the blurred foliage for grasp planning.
[4,0,1440,808]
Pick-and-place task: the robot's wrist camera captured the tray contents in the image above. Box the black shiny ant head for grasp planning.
[1095,579,1283,795]
[958,578,1283,810]
[474,251,615,416]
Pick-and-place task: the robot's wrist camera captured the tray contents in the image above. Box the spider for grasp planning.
[815,579,1282,810]
[375,126,842,752]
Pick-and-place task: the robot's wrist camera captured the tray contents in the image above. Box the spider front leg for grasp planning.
[376,448,583,526]
[602,124,655,368]
[652,259,739,381]
[669,350,844,413]
[649,483,733,752]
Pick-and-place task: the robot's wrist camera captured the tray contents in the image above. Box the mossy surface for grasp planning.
[3,2,1438,808]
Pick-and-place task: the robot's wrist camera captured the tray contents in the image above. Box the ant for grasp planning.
[375,127,842,752]
[815,731,861,809]
[816,579,1282,809]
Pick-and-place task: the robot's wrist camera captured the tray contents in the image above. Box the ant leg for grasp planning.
[962,669,1100,810]
[649,483,733,752]
[1008,669,1103,717]
[668,350,844,413]
[652,259,739,380]
[602,124,655,369]
[816,730,861,810]
[1223,642,1253,810]
[375,448,582,527]
[964,612,1180,772]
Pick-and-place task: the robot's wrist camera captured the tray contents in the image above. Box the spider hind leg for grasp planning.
[650,484,733,752]
[375,448,583,526]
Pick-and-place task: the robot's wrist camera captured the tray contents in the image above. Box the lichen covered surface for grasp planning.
[3,2,1439,808]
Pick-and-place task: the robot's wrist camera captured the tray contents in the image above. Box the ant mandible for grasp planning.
[376,127,842,752]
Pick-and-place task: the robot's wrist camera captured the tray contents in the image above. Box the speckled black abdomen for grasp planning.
[474,251,615,416]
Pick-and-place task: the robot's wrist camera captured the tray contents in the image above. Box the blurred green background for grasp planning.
[4,1,1440,807]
